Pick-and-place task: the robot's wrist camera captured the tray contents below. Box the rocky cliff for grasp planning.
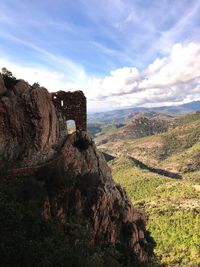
[0,75,66,168]
[0,74,155,267]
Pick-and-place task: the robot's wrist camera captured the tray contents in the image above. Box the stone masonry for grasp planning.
[51,90,87,132]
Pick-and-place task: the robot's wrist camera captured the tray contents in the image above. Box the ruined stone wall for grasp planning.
[51,90,87,132]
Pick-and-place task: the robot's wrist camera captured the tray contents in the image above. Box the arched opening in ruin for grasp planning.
[51,91,87,132]
[66,120,76,134]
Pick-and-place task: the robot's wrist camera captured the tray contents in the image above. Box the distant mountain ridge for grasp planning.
[89,100,200,124]
[179,100,200,110]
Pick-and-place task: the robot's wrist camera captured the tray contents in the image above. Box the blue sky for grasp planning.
[0,0,200,111]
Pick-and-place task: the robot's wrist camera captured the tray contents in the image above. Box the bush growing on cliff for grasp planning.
[32,82,40,89]
[74,134,92,150]
[1,67,17,89]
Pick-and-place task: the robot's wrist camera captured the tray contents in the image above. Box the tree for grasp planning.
[1,68,14,78]
[1,67,17,89]
[32,82,40,89]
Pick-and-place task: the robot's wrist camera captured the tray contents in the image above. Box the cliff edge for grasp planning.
[0,74,155,267]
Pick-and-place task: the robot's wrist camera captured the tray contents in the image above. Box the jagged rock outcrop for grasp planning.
[0,79,66,167]
[0,77,154,266]
[62,133,151,261]
[39,132,153,264]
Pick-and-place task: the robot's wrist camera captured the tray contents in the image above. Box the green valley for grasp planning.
[95,111,200,267]
[109,157,200,267]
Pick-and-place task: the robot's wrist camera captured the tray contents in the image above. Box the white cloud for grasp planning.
[86,42,200,109]
[140,43,200,88]
[87,67,141,100]
[145,57,167,75]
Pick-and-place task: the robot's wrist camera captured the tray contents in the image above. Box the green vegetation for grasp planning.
[1,67,17,89]
[109,157,200,267]
[109,157,169,203]
[95,117,170,146]
[0,174,160,267]
[98,112,200,168]
[176,111,200,125]
[161,122,200,158]
[0,176,125,267]
[88,122,122,138]
[88,123,103,136]
[158,141,200,174]
[101,112,200,266]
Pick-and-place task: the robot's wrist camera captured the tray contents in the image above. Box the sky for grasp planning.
[0,0,200,112]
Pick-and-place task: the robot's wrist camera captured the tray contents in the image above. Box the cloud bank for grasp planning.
[86,42,200,110]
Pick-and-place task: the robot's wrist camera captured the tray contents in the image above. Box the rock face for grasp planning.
[0,74,6,94]
[39,132,153,264]
[0,77,154,265]
[0,79,66,167]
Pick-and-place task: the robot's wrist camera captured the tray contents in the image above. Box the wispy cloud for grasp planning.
[0,30,87,85]
[0,0,200,111]
[148,0,200,55]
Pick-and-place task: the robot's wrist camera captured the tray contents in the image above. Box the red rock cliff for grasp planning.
[0,75,154,266]
[39,132,154,264]
[0,76,66,167]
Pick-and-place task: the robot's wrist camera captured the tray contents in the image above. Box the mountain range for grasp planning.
[88,101,200,124]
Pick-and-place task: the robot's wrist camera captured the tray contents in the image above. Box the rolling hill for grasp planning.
[97,111,200,266]
[88,101,200,125]
[97,111,200,169]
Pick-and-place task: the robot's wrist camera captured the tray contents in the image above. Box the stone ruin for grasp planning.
[51,90,87,132]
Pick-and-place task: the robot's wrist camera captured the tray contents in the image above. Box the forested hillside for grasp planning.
[109,157,200,267]
[95,111,200,267]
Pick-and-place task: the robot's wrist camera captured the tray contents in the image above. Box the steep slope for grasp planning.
[96,112,200,266]
[0,74,155,267]
[109,157,200,267]
[158,140,200,173]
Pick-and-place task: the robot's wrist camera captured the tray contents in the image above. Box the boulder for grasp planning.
[13,79,31,96]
